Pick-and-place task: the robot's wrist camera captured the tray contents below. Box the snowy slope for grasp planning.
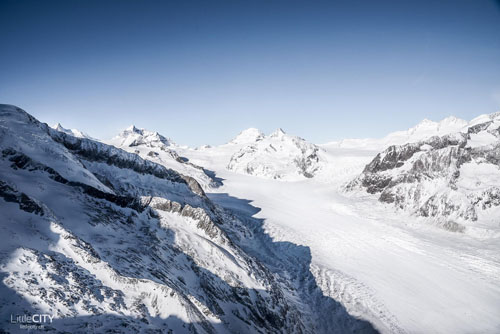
[51,122,94,139]
[227,128,325,180]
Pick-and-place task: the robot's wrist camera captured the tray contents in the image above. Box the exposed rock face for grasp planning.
[0,180,44,215]
[348,113,500,227]
[227,128,324,180]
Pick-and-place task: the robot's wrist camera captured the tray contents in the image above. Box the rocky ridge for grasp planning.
[347,112,500,229]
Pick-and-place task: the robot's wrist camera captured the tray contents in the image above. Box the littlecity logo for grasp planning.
[10,313,54,330]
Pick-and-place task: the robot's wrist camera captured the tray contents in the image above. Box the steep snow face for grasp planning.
[0,105,319,334]
[348,113,500,229]
[227,128,324,180]
[327,116,468,150]
[229,128,265,145]
[51,123,94,139]
[107,126,222,190]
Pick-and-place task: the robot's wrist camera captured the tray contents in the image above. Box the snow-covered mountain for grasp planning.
[108,125,176,148]
[227,128,325,180]
[347,112,500,231]
[107,126,222,190]
[0,105,378,334]
[328,116,468,150]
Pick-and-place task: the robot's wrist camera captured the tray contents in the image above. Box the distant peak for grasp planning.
[125,125,140,132]
[51,122,65,129]
[230,128,264,144]
[241,127,261,133]
[113,125,174,147]
[416,118,435,126]
[51,122,92,139]
[270,128,286,137]
[440,115,466,123]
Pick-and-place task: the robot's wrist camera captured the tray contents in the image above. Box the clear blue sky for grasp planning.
[1,0,500,146]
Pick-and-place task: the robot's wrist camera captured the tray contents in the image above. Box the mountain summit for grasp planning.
[51,122,93,139]
[109,125,176,148]
[229,127,265,145]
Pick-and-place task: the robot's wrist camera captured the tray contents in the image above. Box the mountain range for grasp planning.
[1,104,499,334]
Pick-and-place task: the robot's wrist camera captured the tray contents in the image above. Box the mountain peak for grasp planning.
[270,128,286,137]
[406,116,467,138]
[51,122,92,139]
[125,125,139,132]
[230,128,264,144]
[111,126,174,148]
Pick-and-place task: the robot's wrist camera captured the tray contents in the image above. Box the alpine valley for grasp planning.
[1,104,499,334]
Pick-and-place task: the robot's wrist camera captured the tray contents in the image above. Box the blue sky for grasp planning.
[1,0,500,146]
